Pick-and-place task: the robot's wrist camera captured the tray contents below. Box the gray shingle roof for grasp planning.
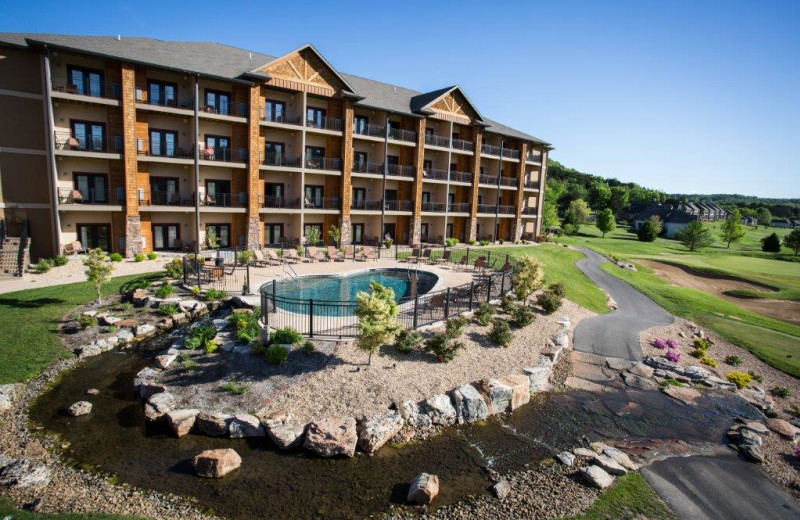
[0,32,550,146]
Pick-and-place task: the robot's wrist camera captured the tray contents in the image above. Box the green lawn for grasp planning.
[560,473,677,520]
[0,499,144,519]
[0,273,162,384]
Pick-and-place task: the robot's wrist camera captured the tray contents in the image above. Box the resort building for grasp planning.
[0,34,550,261]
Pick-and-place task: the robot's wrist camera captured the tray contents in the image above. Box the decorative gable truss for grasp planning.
[411,86,485,125]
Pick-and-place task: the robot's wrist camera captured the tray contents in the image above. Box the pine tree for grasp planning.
[761,232,782,253]
[676,221,714,251]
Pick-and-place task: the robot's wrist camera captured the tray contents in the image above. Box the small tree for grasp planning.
[757,208,772,228]
[354,281,400,365]
[637,216,661,242]
[328,225,342,247]
[305,226,321,246]
[783,228,800,256]
[596,208,616,237]
[83,248,114,303]
[719,208,746,248]
[510,256,544,304]
[541,199,559,229]
[761,232,782,253]
[206,227,220,249]
[564,199,590,233]
[675,221,714,251]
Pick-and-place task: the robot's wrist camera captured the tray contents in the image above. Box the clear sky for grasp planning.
[2,0,797,197]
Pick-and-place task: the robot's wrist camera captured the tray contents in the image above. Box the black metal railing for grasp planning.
[350,199,383,211]
[477,203,495,214]
[146,191,194,206]
[524,180,540,190]
[425,134,450,147]
[423,168,449,180]
[421,201,446,212]
[139,142,193,159]
[305,197,341,210]
[263,153,302,168]
[384,200,413,211]
[479,174,499,185]
[200,102,248,117]
[200,193,248,207]
[307,116,343,131]
[389,128,417,142]
[57,187,124,205]
[352,161,385,174]
[499,176,518,187]
[522,207,538,215]
[263,110,302,125]
[51,73,121,100]
[502,148,520,159]
[261,196,301,209]
[354,123,385,137]
[449,170,472,183]
[498,204,516,214]
[305,157,342,171]
[449,202,471,213]
[481,143,501,156]
[451,138,474,151]
[201,147,248,163]
[387,164,416,178]
[526,153,541,163]
[53,131,122,153]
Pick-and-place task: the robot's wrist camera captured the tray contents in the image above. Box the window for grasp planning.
[423,159,433,171]
[67,66,104,98]
[74,173,108,204]
[385,189,397,202]
[452,132,460,140]
[264,183,284,208]
[71,121,106,152]
[421,192,431,204]
[450,163,457,172]
[420,223,429,241]
[205,135,231,161]
[152,224,180,250]
[354,115,368,134]
[306,107,326,127]
[205,89,231,115]
[383,223,396,241]
[446,223,453,239]
[305,146,325,168]
[387,120,398,133]
[264,100,286,123]
[354,151,367,171]
[149,177,179,205]
[147,80,177,107]
[149,129,177,157]
[264,141,285,165]
[387,155,399,166]
[425,127,435,136]
[205,180,231,207]
[206,224,231,248]
[77,224,110,251]
[352,187,366,209]
[305,185,323,208]
[303,224,322,243]
[264,223,284,245]
[351,223,364,244]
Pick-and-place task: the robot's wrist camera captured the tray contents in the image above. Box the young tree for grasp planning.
[719,208,746,248]
[328,225,342,247]
[354,281,400,365]
[83,248,114,303]
[206,227,220,249]
[511,256,544,304]
[757,208,772,228]
[563,199,590,235]
[761,232,782,253]
[637,215,662,242]
[596,208,616,238]
[305,226,321,246]
[783,228,800,256]
[675,221,714,251]
[541,199,560,229]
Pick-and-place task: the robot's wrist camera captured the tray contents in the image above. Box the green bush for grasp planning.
[238,250,254,265]
[394,329,423,354]
[191,286,201,296]
[134,253,145,262]
[154,284,175,298]
[302,340,316,355]
[271,327,303,346]
[637,220,660,242]
[660,378,684,388]
[34,258,54,274]
[444,315,468,339]
[474,302,495,326]
[164,258,183,278]
[206,289,226,301]
[479,239,490,246]
[265,344,290,364]
[146,251,158,260]
[548,283,566,298]
[489,319,513,347]
[220,382,248,395]
[500,294,516,314]
[229,312,260,345]
[159,303,180,316]
[445,237,459,247]
[536,291,562,314]
[726,371,753,389]
[108,252,123,262]
[182,358,198,371]
[748,370,763,383]
[689,348,705,358]
[202,339,218,354]
[770,386,791,399]
[79,314,98,329]
[468,239,477,245]
[724,355,742,366]
[118,302,134,312]
[185,324,217,350]
[511,304,535,327]
[761,232,782,253]
[693,338,709,350]
[424,333,463,362]
[53,255,69,267]
[700,356,717,367]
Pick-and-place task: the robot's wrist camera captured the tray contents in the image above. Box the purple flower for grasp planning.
[666,339,680,349]
[653,338,668,349]
[665,350,681,363]
[794,443,800,461]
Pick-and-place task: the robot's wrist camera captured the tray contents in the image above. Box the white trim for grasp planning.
[0,88,43,100]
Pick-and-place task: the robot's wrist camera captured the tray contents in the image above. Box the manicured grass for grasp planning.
[0,273,162,384]
[0,499,144,519]
[560,473,677,520]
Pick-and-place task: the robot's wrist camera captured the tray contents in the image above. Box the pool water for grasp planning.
[272,268,438,303]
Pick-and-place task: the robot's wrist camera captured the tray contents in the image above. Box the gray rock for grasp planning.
[82,310,98,317]
[261,412,306,450]
[133,367,161,390]
[232,346,252,355]
[556,451,576,466]
[0,384,22,401]
[743,421,769,435]
[553,332,569,347]
[0,394,12,414]
[166,409,200,437]
[684,366,712,380]
[452,384,489,424]
[740,444,765,463]
[144,392,175,421]
[397,400,432,430]
[195,412,231,437]
[594,454,628,476]
[622,371,659,390]
[76,345,102,359]
[0,459,50,488]
[135,324,156,337]
[155,354,177,370]
[408,473,439,505]
[102,315,121,326]
[116,329,134,342]
[476,378,513,415]
[192,448,241,478]
[424,394,457,426]
[573,447,598,458]
[523,366,551,392]
[629,363,654,378]
[66,401,92,417]
[0,455,12,469]
[602,447,639,471]
[139,382,167,400]
[492,479,511,500]
[357,411,404,453]
[105,335,119,347]
[606,358,636,371]
[580,465,614,489]
[85,388,100,395]
[765,418,800,441]
[228,414,265,438]
[304,417,358,458]
[643,356,681,372]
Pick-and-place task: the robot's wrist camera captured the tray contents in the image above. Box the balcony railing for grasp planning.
[422,168,449,181]
[502,148,520,159]
[499,176,518,187]
[448,202,471,213]
[449,170,472,183]
[387,164,416,178]
[262,196,301,209]
[354,123,385,138]
[51,74,121,100]
[305,197,341,210]
[479,174,499,185]
[263,110,302,125]
[146,191,194,206]
[351,199,383,211]
[58,187,124,205]
[526,153,541,163]
[481,143,501,156]
[522,207,538,215]
[353,161,385,174]
[200,192,247,208]
[498,204,516,214]
[477,204,495,214]
[201,147,248,163]
[305,157,342,171]
[451,138,474,152]
[306,116,343,132]
[54,131,122,153]
[384,200,413,212]
[421,201,446,212]
[425,134,450,148]
[263,153,302,168]
[200,102,248,118]
[138,141,193,159]
[389,128,417,143]
[524,180,540,190]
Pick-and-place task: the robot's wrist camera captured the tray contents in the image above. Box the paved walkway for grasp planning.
[572,246,673,360]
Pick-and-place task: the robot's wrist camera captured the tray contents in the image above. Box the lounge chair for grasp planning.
[420,249,432,264]
[406,247,421,263]
[361,246,378,261]
[474,256,487,272]
[267,249,288,264]
[344,245,356,261]
[307,246,327,262]
[285,249,311,263]
[434,250,451,265]
[327,246,344,262]
[62,240,83,255]
[253,249,279,267]
[456,256,469,270]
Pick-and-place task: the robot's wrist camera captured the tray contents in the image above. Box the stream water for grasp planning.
[29,339,761,520]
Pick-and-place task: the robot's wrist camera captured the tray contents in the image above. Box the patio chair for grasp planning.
[405,247,421,263]
[62,241,83,255]
[69,189,83,204]
[361,246,378,261]
[285,249,311,263]
[434,249,451,265]
[343,245,356,261]
[307,246,327,262]
[474,256,487,272]
[327,246,344,262]
[420,249,433,264]
[456,255,469,270]
[267,249,288,264]
[251,249,270,267]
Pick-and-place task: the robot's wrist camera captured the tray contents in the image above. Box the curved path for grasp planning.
[572,247,673,360]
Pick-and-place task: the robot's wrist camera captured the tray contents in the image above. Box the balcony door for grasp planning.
[306,107,326,127]
[77,224,110,251]
[383,223,396,241]
[205,89,231,115]
[354,115,368,134]
[205,180,231,207]
[205,135,230,160]
[305,146,325,168]
[67,66,104,97]
[152,224,180,250]
[71,121,106,152]
[305,185,323,208]
[74,173,108,204]
[150,177,178,205]
[264,141,285,166]
[420,223,429,241]
[353,151,367,172]
[147,80,177,106]
[206,224,231,248]
[351,223,364,245]
[264,100,286,123]
[264,183,284,208]
[352,187,366,209]
[446,223,454,240]
[264,224,284,246]
[149,129,177,157]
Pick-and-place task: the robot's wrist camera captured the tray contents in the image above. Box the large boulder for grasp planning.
[133,367,161,390]
[602,447,639,471]
[135,324,156,337]
[424,394,457,426]
[452,384,488,424]
[523,366,551,393]
[662,385,701,405]
[228,414,265,438]
[765,418,800,441]
[195,412,231,437]
[155,354,177,370]
[304,417,358,457]
[407,473,439,505]
[740,444,765,464]
[502,374,531,410]
[357,411,404,453]
[131,289,149,306]
[66,401,92,417]
[622,372,659,391]
[397,401,432,430]
[139,382,167,400]
[580,465,614,489]
[593,454,627,476]
[144,392,175,421]
[192,448,241,478]
[76,345,102,359]
[476,378,513,415]
[260,411,306,450]
[556,451,576,466]
[166,409,200,437]
[492,479,511,500]
[0,459,50,488]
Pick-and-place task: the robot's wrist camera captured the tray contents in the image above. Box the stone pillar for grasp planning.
[411,117,426,245]
[120,63,141,257]
[339,99,354,246]
[125,215,142,256]
[468,125,482,243]
[468,218,478,243]
[339,216,352,246]
[512,219,524,242]
[514,141,528,242]
[535,148,549,237]
[246,84,262,249]
[411,217,422,245]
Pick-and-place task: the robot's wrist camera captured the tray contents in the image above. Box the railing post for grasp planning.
[183,257,187,285]
[272,279,277,314]
[245,264,251,295]
[413,294,419,329]
[444,288,450,319]
[487,251,491,267]
[469,281,474,311]
[309,299,314,338]
[196,256,201,289]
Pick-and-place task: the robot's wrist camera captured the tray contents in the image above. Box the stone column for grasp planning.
[339,98,354,246]
[246,84,262,249]
[121,63,142,257]
[514,141,528,242]
[468,125,483,243]
[411,117,426,245]
[535,148,549,237]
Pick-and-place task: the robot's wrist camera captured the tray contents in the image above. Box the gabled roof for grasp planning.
[409,85,486,123]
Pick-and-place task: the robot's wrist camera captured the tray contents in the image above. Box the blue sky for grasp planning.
[2,0,797,197]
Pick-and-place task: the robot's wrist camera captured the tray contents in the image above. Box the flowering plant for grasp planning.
[665,350,681,363]
[793,443,800,461]
[653,338,668,349]
[666,339,680,349]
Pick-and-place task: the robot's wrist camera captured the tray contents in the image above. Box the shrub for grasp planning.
[203,339,218,354]
[265,344,290,364]
[760,232,782,253]
[229,312,260,345]
[511,256,544,304]
[748,370,763,383]
[489,319,513,347]
[191,286,201,296]
[394,329,423,354]
[637,219,660,242]
[562,223,579,236]
[536,291,562,314]
[479,239,490,246]
[468,239,477,246]
[660,378,684,388]
[424,333,463,363]
[181,359,197,371]
[164,258,183,278]
[134,253,145,262]
[653,338,668,349]
[354,282,400,365]
[206,289,226,301]
[119,302,134,312]
[237,250,254,265]
[689,348,705,358]
[79,314,98,329]
[184,325,216,350]
[159,303,180,316]
[154,284,175,299]
[444,237,459,247]
[444,315,468,339]
[548,283,566,298]
[146,251,158,260]
[302,340,316,356]
[500,294,516,314]
[53,255,69,266]
[109,252,123,262]
[693,338,709,350]
[665,350,681,363]
[771,386,791,399]
[511,304,535,328]
[220,382,248,395]
[726,371,753,389]
[34,258,54,273]
[474,302,495,326]
[271,327,303,346]
[724,355,742,366]
[700,356,717,367]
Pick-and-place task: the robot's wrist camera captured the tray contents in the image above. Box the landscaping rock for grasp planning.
[260,411,306,450]
[133,367,161,390]
[407,473,439,505]
[139,382,166,400]
[86,388,99,395]
[602,447,639,471]
[573,447,598,458]
[644,356,681,372]
[663,385,701,404]
[492,479,511,500]
[476,378,513,415]
[131,289,149,306]
[155,354,177,370]
[556,451,575,466]
[622,371,659,391]
[741,388,776,415]
[580,465,614,489]
[66,401,92,417]
[195,412,231,437]
[304,417,358,457]
[629,363,654,378]
[684,366,712,380]
[116,329,134,342]
[594,454,627,475]
[102,315,121,326]
[0,459,50,488]
[397,400,433,430]
[135,324,156,337]
[605,358,636,371]
[424,394,457,426]
[523,366,551,392]
[76,345,102,359]
[357,411,404,453]
[737,428,763,447]
[552,332,569,347]
[765,418,800,441]
[228,414,265,438]
[144,392,175,421]
[740,444,765,464]
[166,409,199,437]
[452,384,489,424]
[192,448,241,478]
[502,374,531,410]
[743,421,769,435]
[232,346,252,355]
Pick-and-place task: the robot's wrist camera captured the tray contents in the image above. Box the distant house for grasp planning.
[741,216,758,227]
[621,201,648,221]
[772,218,793,228]
[791,218,800,228]
[632,203,697,238]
